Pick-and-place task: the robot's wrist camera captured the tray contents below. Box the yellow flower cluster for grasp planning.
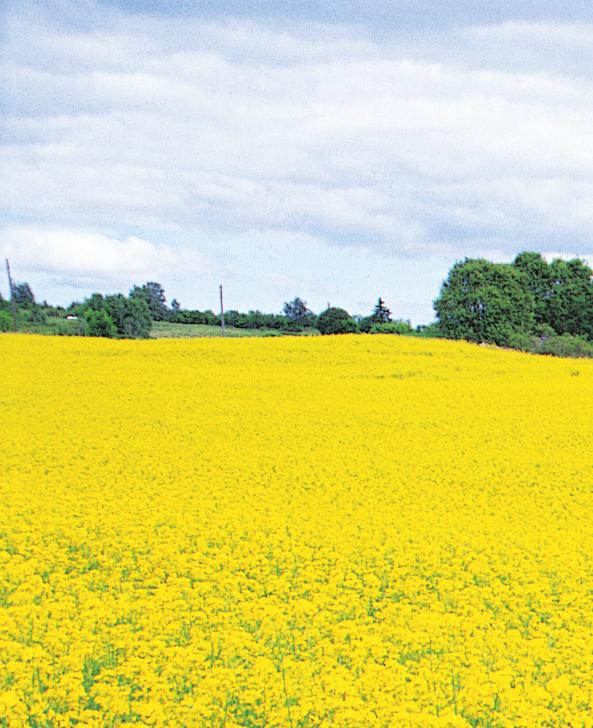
[1,333,593,726]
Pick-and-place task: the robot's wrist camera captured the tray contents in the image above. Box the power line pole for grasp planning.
[5,259,17,332]
[219,284,225,337]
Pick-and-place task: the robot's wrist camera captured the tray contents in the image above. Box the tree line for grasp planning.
[5,250,593,358]
[434,252,593,357]
[0,280,425,339]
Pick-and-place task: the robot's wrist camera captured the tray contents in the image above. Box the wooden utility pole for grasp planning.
[219,284,225,337]
[5,259,17,332]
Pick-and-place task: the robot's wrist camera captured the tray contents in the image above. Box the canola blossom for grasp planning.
[2,333,593,726]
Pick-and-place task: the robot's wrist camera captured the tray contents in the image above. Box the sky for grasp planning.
[3,1,593,323]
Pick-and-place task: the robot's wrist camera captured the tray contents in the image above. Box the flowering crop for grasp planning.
[2,333,593,726]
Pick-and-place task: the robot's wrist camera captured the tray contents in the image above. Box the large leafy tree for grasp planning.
[547,258,593,338]
[434,258,535,346]
[512,252,554,325]
[130,282,168,321]
[513,252,593,338]
[84,308,117,338]
[79,292,151,338]
[106,295,152,338]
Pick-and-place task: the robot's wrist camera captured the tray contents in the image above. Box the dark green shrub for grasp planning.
[505,331,537,352]
[317,308,357,335]
[537,334,593,358]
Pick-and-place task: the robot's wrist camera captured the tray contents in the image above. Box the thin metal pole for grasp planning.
[219,284,225,337]
[5,259,17,332]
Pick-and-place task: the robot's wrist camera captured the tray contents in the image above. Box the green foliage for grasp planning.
[434,259,535,346]
[78,293,151,339]
[547,258,593,338]
[358,316,374,333]
[439,252,593,356]
[106,295,152,339]
[169,307,318,333]
[505,331,537,352]
[48,319,85,336]
[0,310,12,332]
[359,297,392,332]
[27,307,48,324]
[84,309,117,338]
[506,331,593,358]
[513,252,593,338]
[283,297,315,325]
[12,282,35,306]
[512,252,554,325]
[533,322,556,338]
[369,320,413,335]
[411,322,443,338]
[372,297,391,323]
[130,282,168,321]
[150,322,282,338]
[169,309,220,326]
[537,333,593,358]
[317,307,357,335]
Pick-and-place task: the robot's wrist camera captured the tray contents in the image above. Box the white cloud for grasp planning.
[4,3,593,319]
[0,226,211,291]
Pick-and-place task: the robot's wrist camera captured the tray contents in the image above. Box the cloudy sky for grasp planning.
[3,1,593,323]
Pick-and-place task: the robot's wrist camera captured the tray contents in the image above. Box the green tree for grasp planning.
[434,258,535,346]
[0,309,12,332]
[84,293,107,312]
[12,282,35,306]
[512,251,554,325]
[130,282,168,321]
[283,297,314,324]
[513,252,593,339]
[80,292,151,338]
[106,295,152,338]
[359,297,392,332]
[317,307,357,335]
[84,309,116,338]
[546,258,593,339]
[372,297,391,323]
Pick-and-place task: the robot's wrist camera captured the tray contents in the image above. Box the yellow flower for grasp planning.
[2,332,593,724]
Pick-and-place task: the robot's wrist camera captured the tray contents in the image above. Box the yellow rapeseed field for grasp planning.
[2,333,593,726]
